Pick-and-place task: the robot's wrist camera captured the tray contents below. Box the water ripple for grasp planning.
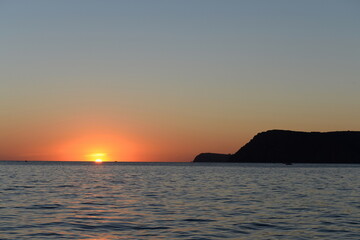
[0,162,359,239]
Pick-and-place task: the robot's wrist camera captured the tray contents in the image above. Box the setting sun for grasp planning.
[88,153,107,162]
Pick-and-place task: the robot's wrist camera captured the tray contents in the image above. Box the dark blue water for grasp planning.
[1,161,359,239]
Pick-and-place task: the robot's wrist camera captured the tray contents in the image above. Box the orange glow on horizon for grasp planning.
[47,133,146,162]
[88,153,107,162]
[86,153,108,163]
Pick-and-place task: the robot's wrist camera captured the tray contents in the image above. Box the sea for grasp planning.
[0,161,359,240]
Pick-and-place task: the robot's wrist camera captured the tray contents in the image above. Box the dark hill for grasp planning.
[193,130,360,163]
[193,153,231,162]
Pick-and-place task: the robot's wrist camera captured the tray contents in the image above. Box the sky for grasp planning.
[1,0,359,162]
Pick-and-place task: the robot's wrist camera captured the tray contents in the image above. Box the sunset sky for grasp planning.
[1,0,359,162]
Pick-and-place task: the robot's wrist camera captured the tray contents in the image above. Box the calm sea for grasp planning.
[0,161,359,240]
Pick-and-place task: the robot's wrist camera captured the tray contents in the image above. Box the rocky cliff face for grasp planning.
[193,130,360,163]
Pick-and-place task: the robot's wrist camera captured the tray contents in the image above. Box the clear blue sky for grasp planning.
[1,0,359,161]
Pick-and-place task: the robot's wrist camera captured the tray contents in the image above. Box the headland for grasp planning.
[193,130,360,164]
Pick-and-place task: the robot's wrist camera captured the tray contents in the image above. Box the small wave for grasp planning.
[56,184,76,188]
[251,222,278,228]
[20,185,34,188]
[183,218,216,222]
[236,222,279,231]
[25,204,64,209]
[133,225,169,230]
[110,180,125,184]
[317,228,350,233]
[70,222,169,232]
[10,185,35,189]
[80,202,109,206]
[28,232,64,237]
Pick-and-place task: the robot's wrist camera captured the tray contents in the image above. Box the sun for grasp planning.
[87,153,107,163]
[95,158,103,163]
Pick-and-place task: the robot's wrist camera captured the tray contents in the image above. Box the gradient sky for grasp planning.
[1,0,359,162]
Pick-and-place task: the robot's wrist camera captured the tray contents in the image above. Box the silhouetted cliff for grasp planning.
[193,130,360,163]
[193,153,231,162]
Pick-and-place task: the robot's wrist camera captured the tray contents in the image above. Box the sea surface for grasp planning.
[0,161,359,240]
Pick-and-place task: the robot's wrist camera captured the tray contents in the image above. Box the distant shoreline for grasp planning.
[194,130,360,164]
